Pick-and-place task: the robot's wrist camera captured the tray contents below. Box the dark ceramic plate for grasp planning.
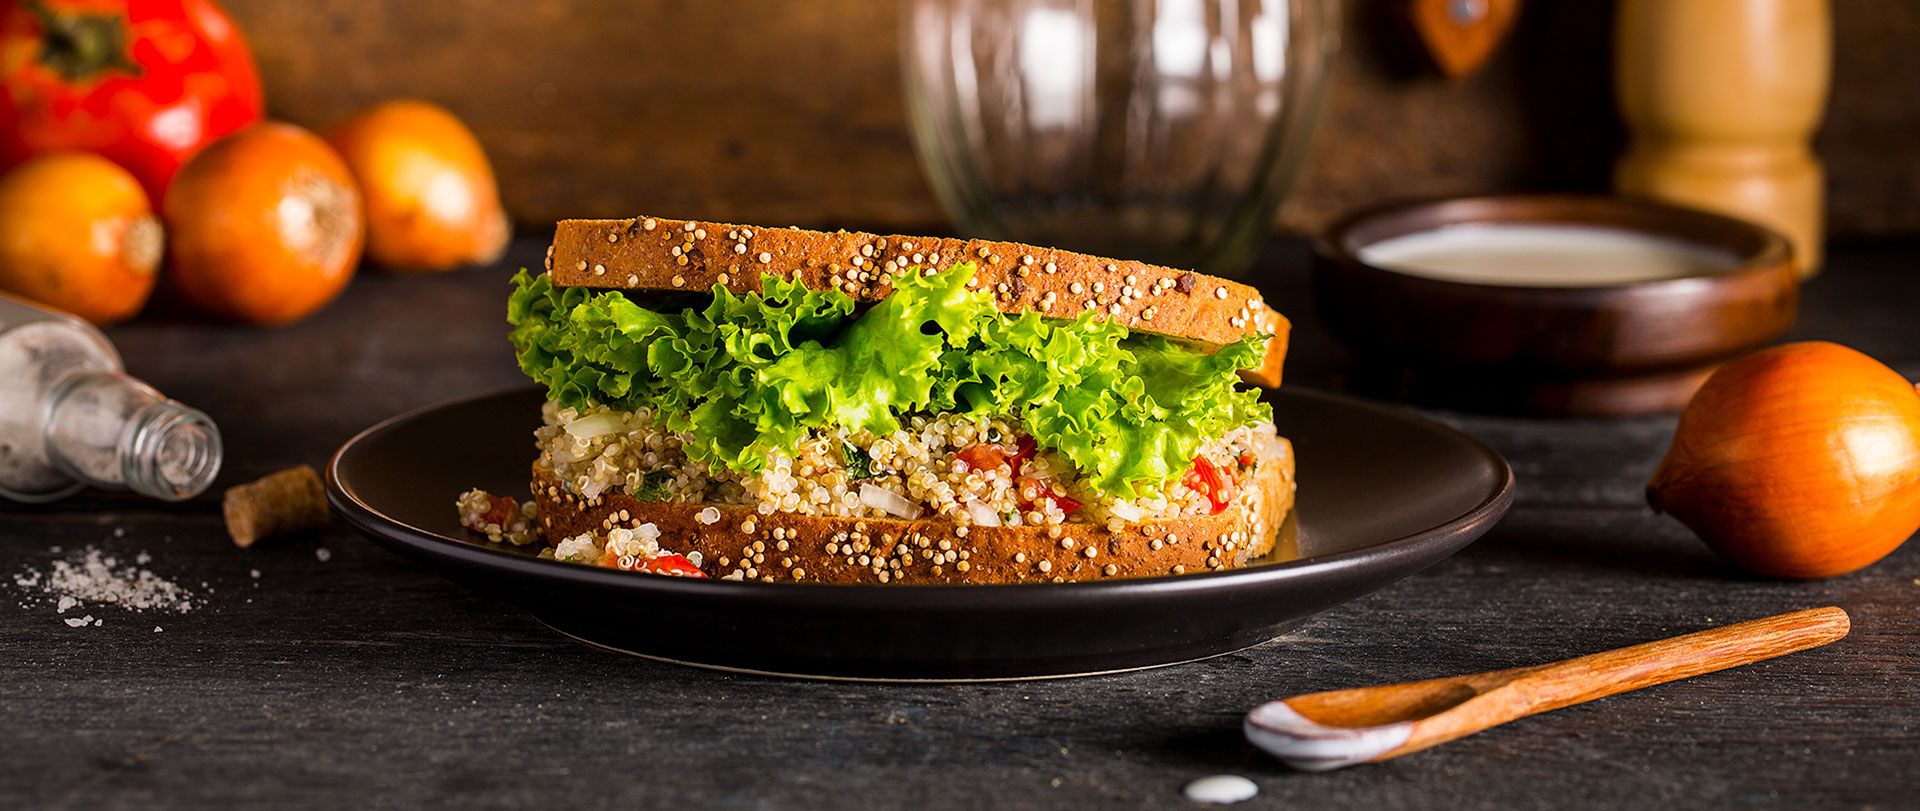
[326,387,1513,681]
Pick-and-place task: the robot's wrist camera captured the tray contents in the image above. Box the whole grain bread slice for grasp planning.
[531,436,1295,585]
[545,216,1289,388]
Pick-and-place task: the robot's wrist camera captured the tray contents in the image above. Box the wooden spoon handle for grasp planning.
[1400,606,1850,755]
[1505,606,1848,710]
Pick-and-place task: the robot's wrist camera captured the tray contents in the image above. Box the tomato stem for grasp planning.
[24,0,144,83]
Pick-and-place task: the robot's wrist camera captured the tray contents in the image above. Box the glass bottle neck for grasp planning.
[43,372,222,501]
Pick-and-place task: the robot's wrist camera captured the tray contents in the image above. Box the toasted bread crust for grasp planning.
[531,438,1295,585]
[545,216,1289,388]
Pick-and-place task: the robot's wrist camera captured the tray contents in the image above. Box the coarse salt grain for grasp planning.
[315,548,332,562]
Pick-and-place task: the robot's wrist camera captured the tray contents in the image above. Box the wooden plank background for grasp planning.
[222,0,1919,238]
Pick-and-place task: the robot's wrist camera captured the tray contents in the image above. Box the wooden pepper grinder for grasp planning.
[1614,0,1831,277]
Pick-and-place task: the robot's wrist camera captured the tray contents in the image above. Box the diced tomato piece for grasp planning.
[477,495,518,527]
[1009,435,1038,477]
[1184,456,1235,515]
[1044,490,1083,514]
[956,443,1009,473]
[461,491,518,531]
[634,554,707,578]
[1018,477,1083,515]
[605,551,707,578]
[961,434,1038,478]
[1238,450,1258,469]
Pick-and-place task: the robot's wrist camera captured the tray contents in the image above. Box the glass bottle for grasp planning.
[0,292,221,502]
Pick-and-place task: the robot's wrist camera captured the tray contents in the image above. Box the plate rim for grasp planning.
[325,385,1515,610]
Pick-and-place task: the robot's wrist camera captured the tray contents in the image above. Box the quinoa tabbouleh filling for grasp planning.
[534,398,1283,528]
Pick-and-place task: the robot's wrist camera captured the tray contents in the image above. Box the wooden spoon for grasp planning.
[1245,606,1849,771]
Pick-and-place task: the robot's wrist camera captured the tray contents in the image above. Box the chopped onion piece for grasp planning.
[861,483,923,519]
[965,500,1002,527]
[564,412,625,439]
[1107,501,1144,523]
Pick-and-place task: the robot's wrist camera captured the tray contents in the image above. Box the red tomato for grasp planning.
[602,549,706,578]
[1009,435,1037,477]
[458,490,520,532]
[630,554,706,578]
[1019,478,1082,515]
[1184,457,1235,515]
[474,493,518,529]
[959,434,1039,477]
[0,0,264,203]
[956,443,1008,474]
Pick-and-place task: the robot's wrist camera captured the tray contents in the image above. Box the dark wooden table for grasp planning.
[5,237,1916,810]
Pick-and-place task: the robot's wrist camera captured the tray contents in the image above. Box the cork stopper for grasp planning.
[223,465,329,547]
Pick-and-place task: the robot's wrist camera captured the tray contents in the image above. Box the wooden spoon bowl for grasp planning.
[1313,194,1798,416]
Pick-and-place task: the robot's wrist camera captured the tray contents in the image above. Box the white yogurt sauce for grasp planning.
[1357,223,1738,287]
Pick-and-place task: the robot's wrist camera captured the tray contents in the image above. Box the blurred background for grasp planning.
[225,0,1918,239]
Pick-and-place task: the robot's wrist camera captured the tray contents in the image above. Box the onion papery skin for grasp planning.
[1647,341,1920,579]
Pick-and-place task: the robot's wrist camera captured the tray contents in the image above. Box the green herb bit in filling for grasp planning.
[842,440,874,480]
[633,469,674,501]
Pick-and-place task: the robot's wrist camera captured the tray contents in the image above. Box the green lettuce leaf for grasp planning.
[507,264,1271,498]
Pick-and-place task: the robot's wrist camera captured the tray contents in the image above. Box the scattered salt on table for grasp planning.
[13,546,197,620]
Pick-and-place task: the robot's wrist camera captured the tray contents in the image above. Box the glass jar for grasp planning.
[0,292,221,502]
[902,0,1334,277]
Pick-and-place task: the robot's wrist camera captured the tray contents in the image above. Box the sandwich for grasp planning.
[459,216,1295,584]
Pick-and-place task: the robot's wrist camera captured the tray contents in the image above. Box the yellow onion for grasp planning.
[1647,341,1920,578]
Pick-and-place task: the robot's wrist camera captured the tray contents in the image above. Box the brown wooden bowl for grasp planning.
[1312,194,1798,416]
